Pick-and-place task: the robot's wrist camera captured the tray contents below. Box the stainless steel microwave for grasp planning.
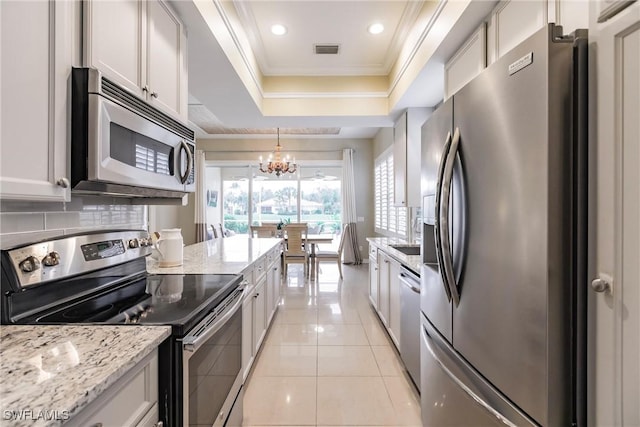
[71,68,195,202]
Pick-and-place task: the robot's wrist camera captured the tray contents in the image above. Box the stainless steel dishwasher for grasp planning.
[399,266,421,391]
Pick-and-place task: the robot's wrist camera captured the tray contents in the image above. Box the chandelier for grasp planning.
[258,128,297,177]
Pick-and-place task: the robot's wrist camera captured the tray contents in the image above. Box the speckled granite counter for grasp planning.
[367,237,421,274]
[146,236,283,275]
[0,325,170,427]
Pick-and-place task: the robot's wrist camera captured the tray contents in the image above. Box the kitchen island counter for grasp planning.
[0,325,170,427]
[146,236,283,275]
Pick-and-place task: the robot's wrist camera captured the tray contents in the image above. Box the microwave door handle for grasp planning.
[434,131,453,302]
[179,141,193,184]
[440,127,461,306]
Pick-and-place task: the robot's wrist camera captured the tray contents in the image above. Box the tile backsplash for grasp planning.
[0,196,147,249]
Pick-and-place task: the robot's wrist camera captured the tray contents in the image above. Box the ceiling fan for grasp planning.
[302,170,338,181]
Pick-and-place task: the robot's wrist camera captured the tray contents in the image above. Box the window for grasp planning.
[211,164,342,236]
[374,149,407,237]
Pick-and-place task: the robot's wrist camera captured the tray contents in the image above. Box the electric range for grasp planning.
[1,230,244,427]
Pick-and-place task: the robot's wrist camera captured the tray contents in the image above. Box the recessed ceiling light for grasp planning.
[367,23,384,35]
[271,24,287,35]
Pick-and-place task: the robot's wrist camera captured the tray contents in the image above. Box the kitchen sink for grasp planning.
[390,245,420,256]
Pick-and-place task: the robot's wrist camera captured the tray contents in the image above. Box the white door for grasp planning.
[589,2,640,426]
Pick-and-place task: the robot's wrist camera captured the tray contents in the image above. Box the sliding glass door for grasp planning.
[210,164,341,236]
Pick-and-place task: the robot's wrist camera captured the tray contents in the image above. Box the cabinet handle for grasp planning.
[154,422,164,427]
[142,85,149,92]
[56,177,70,188]
[151,91,159,98]
[254,293,260,298]
[91,424,103,427]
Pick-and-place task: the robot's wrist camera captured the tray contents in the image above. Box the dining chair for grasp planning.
[250,225,278,238]
[314,223,348,279]
[207,224,216,240]
[283,223,309,277]
[214,223,225,238]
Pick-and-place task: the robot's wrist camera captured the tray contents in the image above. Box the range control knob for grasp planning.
[19,256,41,273]
[42,251,61,267]
[128,239,140,249]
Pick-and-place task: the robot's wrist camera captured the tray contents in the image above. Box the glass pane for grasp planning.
[300,167,341,249]
[222,168,250,235]
[252,175,298,226]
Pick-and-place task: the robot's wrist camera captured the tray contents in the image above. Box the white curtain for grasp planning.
[194,150,208,242]
[341,148,362,264]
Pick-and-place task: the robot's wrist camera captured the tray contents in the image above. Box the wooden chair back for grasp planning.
[284,223,308,256]
[250,225,277,238]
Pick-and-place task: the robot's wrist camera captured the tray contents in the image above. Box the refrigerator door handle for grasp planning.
[440,127,461,305]
[421,323,518,427]
[434,131,453,302]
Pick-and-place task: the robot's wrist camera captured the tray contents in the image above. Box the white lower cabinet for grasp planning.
[369,247,379,308]
[67,350,160,427]
[266,250,282,323]
[241,247,282,381]
[378,252,391,326]
[388,259,401,347]
[252,277,267,354]
[371,248,402,350]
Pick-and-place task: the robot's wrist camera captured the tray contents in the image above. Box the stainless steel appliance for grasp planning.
[0,231,244,427]
[419,24,588,426]
[71,68,195,202]
[399,266,421,391]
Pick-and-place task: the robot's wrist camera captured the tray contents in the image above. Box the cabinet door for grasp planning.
[369,259,379,308]
[378,253,391,326]
[388,258,401,347]
[393,113,408,207]
[270,259,281,315]
[84,0,145,98]
[0,0,72,201]
[147,0,186,120]
[253,279,267,354]
[242,296,253,381]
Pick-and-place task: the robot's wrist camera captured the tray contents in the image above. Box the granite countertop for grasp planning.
[367,237,421,274]
[146,236,283,275]
[0,325,171,427]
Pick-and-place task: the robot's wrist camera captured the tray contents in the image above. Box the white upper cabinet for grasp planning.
[444,24,487,99]
[394,108,430,207]
[83,0,188,121]
[487,0,589,64]
[0,0,74,202]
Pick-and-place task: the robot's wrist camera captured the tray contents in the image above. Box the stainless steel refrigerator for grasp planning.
[419,24,588,426]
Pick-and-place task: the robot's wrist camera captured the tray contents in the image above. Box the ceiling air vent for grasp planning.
[314,44,340,55]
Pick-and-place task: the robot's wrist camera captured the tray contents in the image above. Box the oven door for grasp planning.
[88,93,194,192]
[182,288,243,427]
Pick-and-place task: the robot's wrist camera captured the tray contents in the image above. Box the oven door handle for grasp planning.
[183,289,243,353]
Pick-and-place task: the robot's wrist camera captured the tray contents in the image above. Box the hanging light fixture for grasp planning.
[258,128,297,177]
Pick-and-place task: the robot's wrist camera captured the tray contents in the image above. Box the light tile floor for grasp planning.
[243,262,422,426]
